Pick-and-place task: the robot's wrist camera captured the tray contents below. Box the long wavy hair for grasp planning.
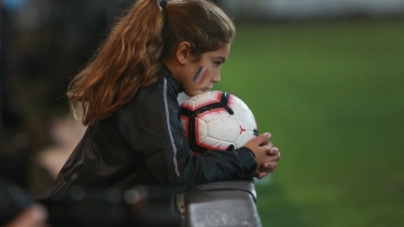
[67,0,236,125]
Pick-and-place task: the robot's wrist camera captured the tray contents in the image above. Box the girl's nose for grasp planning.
[211,73,221,83]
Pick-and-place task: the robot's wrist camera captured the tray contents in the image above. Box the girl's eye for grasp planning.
[214,62,221,67]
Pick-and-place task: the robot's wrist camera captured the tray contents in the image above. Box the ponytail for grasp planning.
[67,0,166,125]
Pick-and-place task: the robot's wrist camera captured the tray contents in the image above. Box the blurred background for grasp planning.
[1,0,404,226]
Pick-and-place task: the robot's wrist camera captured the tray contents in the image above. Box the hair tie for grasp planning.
[160,0,167,9]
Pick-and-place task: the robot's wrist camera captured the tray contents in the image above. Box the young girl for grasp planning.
[50,0,280,201]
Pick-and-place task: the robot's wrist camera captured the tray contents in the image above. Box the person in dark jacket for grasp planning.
[50,0,280,204]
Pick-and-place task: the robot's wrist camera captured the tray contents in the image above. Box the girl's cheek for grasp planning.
[192,66,209,85]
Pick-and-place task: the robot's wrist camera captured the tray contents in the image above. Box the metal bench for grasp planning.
[184,179,262,227]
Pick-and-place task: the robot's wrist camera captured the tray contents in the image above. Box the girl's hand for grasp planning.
[242,133,281,179]
[256,146,280,179]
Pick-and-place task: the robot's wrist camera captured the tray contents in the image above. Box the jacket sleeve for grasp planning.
[117,78,257,192]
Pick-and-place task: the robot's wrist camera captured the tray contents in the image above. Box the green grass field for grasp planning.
[215,19,404,227]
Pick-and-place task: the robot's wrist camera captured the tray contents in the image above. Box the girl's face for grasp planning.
[175,43,231,97]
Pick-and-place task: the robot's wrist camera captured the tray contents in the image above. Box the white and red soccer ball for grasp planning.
[180,90,258,155]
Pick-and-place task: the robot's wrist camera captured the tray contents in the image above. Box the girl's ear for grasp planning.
[176,41,192,65]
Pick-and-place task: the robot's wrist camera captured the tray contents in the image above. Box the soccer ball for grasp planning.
[180,90,258,155]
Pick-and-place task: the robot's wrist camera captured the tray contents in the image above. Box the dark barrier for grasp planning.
[39,186,181,227]
[1,179,262,227]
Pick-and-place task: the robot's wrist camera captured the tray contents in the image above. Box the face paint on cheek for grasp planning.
[192,66,208,85]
